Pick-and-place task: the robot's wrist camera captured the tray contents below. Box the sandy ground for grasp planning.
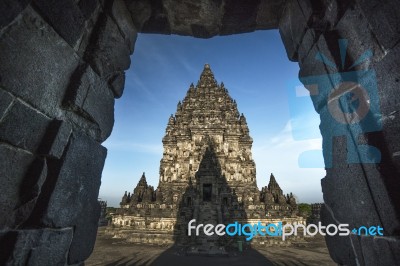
[86,228,336,266]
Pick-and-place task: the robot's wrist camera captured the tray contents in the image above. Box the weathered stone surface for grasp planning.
[0,6,80,117]
[0,227,73,266]
[84,14,131,80]
[279,0,312,61]
[108,71,126,99]
[353,235,400,266]
[256,0,285,30]
[0,144,35,229]
[125,0,152,31]
[78,0,100,20]
[357,0,400,50]
[13,158,47,228]
[164,0,223,37]
[111,0,137,53]
[68,200,101,264]
[38,120,72,159]
[321,142,382,228]
[39,132,106,224]
[320,204,357,266]
[64,64,115,141]
[221,0,260,35]
[0,100,51,153]
[33,0,86,47]
[33,132,106,263]
[0,89,14,119]
[0,0,30,28]
[332,6,385,67]
[128,0,285,37]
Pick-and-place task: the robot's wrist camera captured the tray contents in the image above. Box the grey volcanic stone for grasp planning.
[36,132,106,263]
[0,6,80,117]
[164,0,223,37]
[84,14,131,80]
[13,158,48,228]
[0,100,51,153]
[33,0,86,47]
[322,161,382,229]
[357,0,400,50]
[0,89,14,119]
[78,0,100,20]
[221,0,260,35]
[126,0,152,31]
[256,0,285,30]
[0,144,35,228]
[111,0,137,53]
[0,227,73,266]
[38,120,72,159]
[320,204,357,265]
[279,0,311,61]
[0,0,30,28]
[108,71,126,99]
[354,234,400,266]
[63,64,115,141]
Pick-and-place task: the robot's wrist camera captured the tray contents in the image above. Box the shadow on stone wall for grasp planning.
[149,144,274,265]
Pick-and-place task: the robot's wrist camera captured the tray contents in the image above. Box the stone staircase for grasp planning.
[187,202,228,256]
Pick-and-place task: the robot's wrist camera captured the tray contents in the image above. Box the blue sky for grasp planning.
[100,30,326,207]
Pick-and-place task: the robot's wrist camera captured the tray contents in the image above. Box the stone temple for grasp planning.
[110,64,304,251]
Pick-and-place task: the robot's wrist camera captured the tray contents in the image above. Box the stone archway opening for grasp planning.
[1,0,399,265]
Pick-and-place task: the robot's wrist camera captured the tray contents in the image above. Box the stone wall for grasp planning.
[108,216,305,247]
[0,0,399,265]
[0,0,135,265]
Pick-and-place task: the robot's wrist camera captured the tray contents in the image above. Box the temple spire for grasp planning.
[198,64,217,88]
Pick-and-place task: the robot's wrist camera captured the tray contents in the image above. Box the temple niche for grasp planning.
[109,64,304,252]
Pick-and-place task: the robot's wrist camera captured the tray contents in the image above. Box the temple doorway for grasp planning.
[203,184,212,201]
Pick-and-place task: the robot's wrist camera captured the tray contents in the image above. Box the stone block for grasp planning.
[357,0,400,50]
[279,0,312,61]
[13,158,47,228]
[357,235,400,266]
[163,0,223,37]
[37,119,72,159]
[0,0,30,28]
[297,28,317,64]
[108,71,126,99]
[255,0,285,30]
[141,2,171,34]
[322,164,382,228]
[34,132,106,263]
[0,89,14,119]
[84,14,131,80]
[320,204,357,265]
[0,6,80,117]
[371,42,400,117]
[63,64,115,141]
[78,0,100,20]
[0,228,73,266]
[0,144,35,228]
[221,0,259,35]
[0,100,51,153]
[33,0,86,47]
[126,0,152,31]
[333,6,385,67]
[111,0,137,53]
